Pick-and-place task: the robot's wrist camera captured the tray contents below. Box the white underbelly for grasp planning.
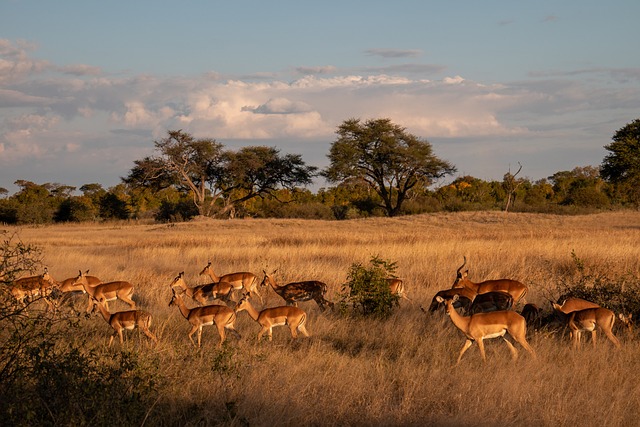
[484,330,507,339]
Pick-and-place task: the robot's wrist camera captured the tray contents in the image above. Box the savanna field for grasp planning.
[4,211,640,426]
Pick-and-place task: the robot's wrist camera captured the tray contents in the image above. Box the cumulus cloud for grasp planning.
[1,38,639,188]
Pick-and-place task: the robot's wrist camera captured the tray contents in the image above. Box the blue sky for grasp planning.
[1,1,639,194]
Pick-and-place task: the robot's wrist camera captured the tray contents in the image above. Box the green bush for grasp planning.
[339,255,400,318]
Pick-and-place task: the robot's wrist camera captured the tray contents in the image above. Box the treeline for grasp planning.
[0,164,632,225]
[1,117,638,224]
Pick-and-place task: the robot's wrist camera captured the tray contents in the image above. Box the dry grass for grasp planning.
[6,211,640,426]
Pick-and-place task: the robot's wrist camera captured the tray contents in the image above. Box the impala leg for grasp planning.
[108,334,115,347]
[477,339,487,362]
[216,324,227,348]
[456,339,474,365]
[298,324,310,338]
[119,293,136,309]
[142,327,158,344]
[502,338,519,360]
[257,326,270,342]
[289,324,298,339]
[225,324,242,340]
[591,330,597,348]
[604,330,621,349]
[187,325,199,347]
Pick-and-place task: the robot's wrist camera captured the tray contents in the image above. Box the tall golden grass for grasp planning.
[6,211,640,426]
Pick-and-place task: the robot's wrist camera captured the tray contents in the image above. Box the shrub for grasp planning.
[339,255,400,318]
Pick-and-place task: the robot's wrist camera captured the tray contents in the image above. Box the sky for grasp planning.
[1,0,640,194]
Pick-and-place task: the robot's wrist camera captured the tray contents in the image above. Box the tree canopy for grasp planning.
[323,118,456,216]
[601,119,640,205]
[123,130,318,218]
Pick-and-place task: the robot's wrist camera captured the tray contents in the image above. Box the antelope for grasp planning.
[91,298,157,347]
[72,270,136,313]
[452,257,528,305]
[168,288,241,348]
[199,261,262,303]
[428,287,476,314]
[436,294,536,365]
[234,295,310,342]
[387,278,412,304]
[260,269,334,311]
[520,303,541,329]
[9,267,60,311]
[169,271,234,305]
[553,297,600,314]
[467,291,514,315]
[59,270,101,294]
[552,303,621,349]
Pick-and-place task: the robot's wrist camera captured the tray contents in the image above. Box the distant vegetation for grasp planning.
[1,118,638,224]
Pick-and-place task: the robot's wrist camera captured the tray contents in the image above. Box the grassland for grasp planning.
[5,211,640,426]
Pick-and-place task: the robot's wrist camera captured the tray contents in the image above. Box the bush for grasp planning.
[339,255,400,318]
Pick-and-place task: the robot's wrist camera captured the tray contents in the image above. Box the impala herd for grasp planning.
[4,257,634,363]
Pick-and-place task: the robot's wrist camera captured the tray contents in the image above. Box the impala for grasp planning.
[387,278,412,304]
[199,261,262,303]
[553,297,600,314]
[467,291,514,315]
[552,303,621,349]
[91,298,157,347]
[73,270,136,313]
[436,294,536,364]
[10,267,60,311]
[427,287,477,313]
[234,295,310,341]
[452,257,528,305]
[260,269,334,311]
[520,303,541,329]
[169,271,233,305]
[59,270,101,294]
[168,288,241,348]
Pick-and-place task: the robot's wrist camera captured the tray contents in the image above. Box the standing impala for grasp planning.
[436,294,536,365]
[91,297,157,347]
[452,257,528,305]
[168,288,241,348]
[234,295,310,342]
[169,271,234,305]
[73,270,136,313]
[199,261,261,303]
[260,270,334,311]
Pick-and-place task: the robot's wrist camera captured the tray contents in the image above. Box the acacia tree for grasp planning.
[124,130,318,218]
[219,146,317,218]
[323,118,456,216]
[124,130,225,217]
[601,118,640,206]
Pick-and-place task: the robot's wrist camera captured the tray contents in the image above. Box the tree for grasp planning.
[124,130,225,217]
[218,146,317,218]
[601,119,640,206]
[125,130,318,219]
[502,162,525,213]
[323,118,456,217]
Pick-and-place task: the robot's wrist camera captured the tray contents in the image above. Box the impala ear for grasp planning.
[435,296,444,303]
[452,294,460,302]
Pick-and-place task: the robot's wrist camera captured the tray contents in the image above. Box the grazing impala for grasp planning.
[169,272,234,305]
[59,270,101,294]
[91,298,157,347]
[553,297,600,314]
[428,287,477,313]
[452,257,528,305]
[10,267,60,311]
[552,303,621,349]
[467,291,514,315]
[199,261,261,303]
[234,295,310,341]
[168,288,241,348]
[260,270,334,311]
[437,294,536,364]
[73,270,136,313]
